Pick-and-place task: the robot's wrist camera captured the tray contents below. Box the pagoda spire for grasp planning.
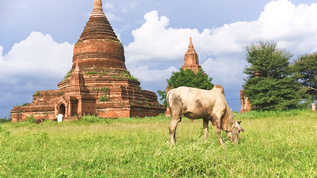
[182,37,201,74]
[91,0,105,17]
[188,37,194,49]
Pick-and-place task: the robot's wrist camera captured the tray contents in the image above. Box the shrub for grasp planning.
[63,71,72,80]
[26,114,36,124]
[0,116,11,123]
[101,87,109,94]
[85,71,99,75]
[129,75,139,82]
[99,96,109,102]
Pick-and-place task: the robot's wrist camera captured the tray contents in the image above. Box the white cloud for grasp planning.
[125,11,205,64]
[0,31,73,87]
[105,12,123,22]
[0,46,3,61]
[104,2,114,10]
[201,57,246,87]
[130,65,177,82]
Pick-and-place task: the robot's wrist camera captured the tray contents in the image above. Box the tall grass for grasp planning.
[0,116,11,123]
[0,110,316,177]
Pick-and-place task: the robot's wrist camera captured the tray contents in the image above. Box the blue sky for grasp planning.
[1,0,317,117]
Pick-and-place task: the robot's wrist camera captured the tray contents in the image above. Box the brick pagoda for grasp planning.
[182,37,201,74]
[11,0,165,122]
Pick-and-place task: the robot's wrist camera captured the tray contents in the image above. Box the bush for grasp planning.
[101,87,109,94]
[0,116,11,123]
[34,92,41,96]
[99,96,109,102]
[26,114,36,124]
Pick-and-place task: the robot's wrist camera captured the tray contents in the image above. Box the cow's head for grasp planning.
[227,120,244,143]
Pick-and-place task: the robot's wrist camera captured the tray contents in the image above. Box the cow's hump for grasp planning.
[214,84,224,94]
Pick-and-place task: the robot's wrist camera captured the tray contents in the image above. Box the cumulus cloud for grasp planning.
[202,57,246,87]
[0,31,73,117]
[125,11,204,64]
[0,32,73,83]
[130,65,177,82]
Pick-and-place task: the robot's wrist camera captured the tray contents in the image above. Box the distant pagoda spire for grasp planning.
[182,37,201,74]
[188,37,194,49]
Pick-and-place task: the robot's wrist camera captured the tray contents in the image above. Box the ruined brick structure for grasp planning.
[11,0,165,122]
[165,37,202,116]
[240,89,251,113]
[240,70,261,113]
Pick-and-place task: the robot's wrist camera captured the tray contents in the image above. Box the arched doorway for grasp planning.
[59,104,66,115]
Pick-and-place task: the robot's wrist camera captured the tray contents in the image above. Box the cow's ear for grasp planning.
[235,121,244,132]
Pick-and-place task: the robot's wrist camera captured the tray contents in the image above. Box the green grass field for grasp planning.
[1,110,317,177]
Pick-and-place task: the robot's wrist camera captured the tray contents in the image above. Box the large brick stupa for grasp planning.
[11,0,165,122]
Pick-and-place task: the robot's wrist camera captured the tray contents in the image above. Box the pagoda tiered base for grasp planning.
[11,76,164,122]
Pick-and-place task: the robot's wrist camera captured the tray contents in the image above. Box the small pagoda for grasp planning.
[182,37,201,74]
[11,0,165,122]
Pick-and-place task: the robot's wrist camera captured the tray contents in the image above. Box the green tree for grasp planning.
[243,41,300,110]
[292,53,317,103]
[158,68,214,106]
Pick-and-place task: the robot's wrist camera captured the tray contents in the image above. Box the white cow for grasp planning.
[167,85,244,144]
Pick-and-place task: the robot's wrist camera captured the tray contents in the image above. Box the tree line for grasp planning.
[158,40,317,110]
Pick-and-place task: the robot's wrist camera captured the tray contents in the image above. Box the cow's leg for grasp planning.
[216,126,223,145]
[169,117,180,144]
[213,113,224,145]
[203,118,209,142]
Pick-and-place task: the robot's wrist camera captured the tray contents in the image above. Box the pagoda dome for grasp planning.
[72,0,126,72]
